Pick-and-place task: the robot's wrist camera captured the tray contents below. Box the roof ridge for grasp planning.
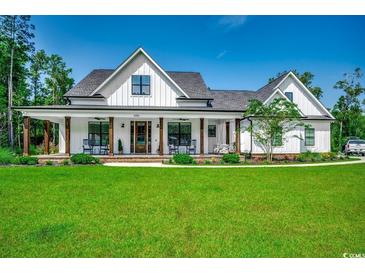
[166,71,201,74]
[209,89,256,93]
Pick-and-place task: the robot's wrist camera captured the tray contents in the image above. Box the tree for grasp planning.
[0,15,34,147]
[331,68,365,151]
[245,98,303,162]
[30,50,48,105]
[44,54,74,106]
[269,70,323,99]
[29,50,49,144]
[44,54,74,142]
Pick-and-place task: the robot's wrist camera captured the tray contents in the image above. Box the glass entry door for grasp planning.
[135,121,147,153]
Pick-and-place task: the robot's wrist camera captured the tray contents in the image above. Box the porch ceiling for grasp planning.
[14,106,243,120]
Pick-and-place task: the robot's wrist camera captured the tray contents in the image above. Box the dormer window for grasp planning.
[285,92,293,102]
[132,75,150,95]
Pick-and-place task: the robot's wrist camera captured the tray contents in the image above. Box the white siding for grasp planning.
[240,119,331,154]
[279,77,326,116]
[299,120,331,152]
[101,53,183,107]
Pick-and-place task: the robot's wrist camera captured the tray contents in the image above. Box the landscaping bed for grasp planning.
[164,152,357,166]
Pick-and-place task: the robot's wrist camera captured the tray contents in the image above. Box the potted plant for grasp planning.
[118,139,123,154]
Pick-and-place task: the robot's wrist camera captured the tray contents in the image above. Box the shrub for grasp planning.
[222,153,240,164]
[0,147,16,165]
[297,151,323,162]
[204,159,212,165]
[29,144,43,155]
[16,156,38,165]
[173,154,194,165]
[320,152,337,161]
[62,159,70,165]
[70,153,100,165]
[45,160,53,166]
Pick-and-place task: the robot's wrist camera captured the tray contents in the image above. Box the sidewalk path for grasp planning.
[104,157,365,168]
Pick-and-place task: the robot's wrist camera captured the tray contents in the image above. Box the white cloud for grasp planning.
[216,50,228,59]
[218,16,248,31]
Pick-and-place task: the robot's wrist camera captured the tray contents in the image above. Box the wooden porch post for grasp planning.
[65,116,71,156]
[44,120,50,154]
[159,117,164,156]
[200,118,204,155]
[109,117,114,156]
[23,116,30,156]
[235,118,241,154]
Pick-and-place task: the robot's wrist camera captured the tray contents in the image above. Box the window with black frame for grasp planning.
[168,122,191,146]
[305,128,315,146]
[208,125,216,137]
[88,122,109,146]
[132,75,150,95]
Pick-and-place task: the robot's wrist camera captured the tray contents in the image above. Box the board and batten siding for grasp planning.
[279,77,324,116]
[103,53,182,107]
[239,119,331,154]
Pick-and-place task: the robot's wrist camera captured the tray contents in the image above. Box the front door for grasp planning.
[135,121,147,153]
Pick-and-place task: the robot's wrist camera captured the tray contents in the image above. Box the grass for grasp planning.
[0,164,364,258]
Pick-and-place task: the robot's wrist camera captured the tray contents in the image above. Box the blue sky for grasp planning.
[31,16,365,108]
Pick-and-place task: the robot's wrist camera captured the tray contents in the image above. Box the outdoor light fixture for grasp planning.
[121,123,125,128]
[157,124,160,128]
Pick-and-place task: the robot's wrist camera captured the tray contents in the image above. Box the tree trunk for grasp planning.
[339,120,343,152]
[8,46,14,148]
[7,16,15,148]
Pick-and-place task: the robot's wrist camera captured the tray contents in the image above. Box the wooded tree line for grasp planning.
[0,16,364,153]
[0,15,74,149]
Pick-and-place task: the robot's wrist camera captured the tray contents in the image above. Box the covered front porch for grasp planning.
[19,108,242,157]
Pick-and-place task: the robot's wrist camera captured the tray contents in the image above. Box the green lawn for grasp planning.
[0,164,364,258]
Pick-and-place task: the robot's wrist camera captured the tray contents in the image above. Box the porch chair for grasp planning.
[82,139,93,154]
[188,139,197,155]
[168,144,178,155]
[100,144,109,155]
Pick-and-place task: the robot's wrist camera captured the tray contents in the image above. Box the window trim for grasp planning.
[88,121,109,146]
[131,75,151,96]
[168,122,192,146]
[305,127,315,146]
[285,91,293,102]
[208,125,216,138]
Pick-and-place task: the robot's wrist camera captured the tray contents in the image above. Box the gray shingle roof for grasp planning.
[255,73,288,102]
[63,68,290,111]
[166,71,210,98]
[64,69,113,97]
[208,90,256,111]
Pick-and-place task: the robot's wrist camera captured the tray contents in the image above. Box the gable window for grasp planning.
[285,92,293,102]
[88,121,109,146]
[305,128,315,146]
[272,127,283,147]
[168,122,191,146]
[132,75,150,95]
[208,125,216,137]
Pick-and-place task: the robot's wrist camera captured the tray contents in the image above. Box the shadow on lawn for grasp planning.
[28,223,75,243]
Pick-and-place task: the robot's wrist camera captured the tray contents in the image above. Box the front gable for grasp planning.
[276,73,333,117]
[95,49,188,107]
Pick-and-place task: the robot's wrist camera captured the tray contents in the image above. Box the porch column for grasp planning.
[235,118,241,154]
[159,117,164,155]
[200,118,204,155]
[23,116,30,156]
[44,120,50,154]
[65,116,71,156]
[109,117,114,156]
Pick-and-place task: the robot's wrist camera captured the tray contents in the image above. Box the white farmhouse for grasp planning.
[15,48,334,159]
